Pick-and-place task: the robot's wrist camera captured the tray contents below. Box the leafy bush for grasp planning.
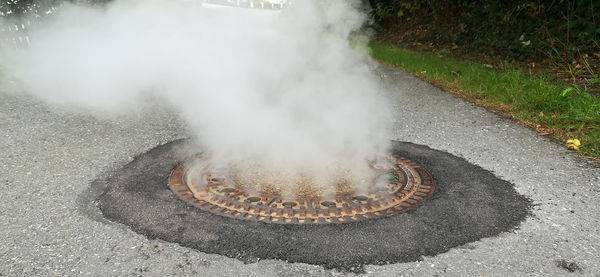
[1,0,111,17]
[370,0,600,60]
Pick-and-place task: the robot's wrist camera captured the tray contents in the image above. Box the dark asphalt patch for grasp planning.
[95,139,530,273]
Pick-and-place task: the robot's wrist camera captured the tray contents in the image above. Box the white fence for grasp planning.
[0,0,286,49]
[0,21,31,49]
[200,0,286,9]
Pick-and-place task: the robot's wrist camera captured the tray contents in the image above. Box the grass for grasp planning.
[369,42,600,160]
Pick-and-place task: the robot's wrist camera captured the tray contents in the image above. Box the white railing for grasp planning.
[0,0,287,49]
[0,21,31,49]
[201,0,286,9]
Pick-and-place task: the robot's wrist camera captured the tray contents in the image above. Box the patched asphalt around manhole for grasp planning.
[95,139,530,273]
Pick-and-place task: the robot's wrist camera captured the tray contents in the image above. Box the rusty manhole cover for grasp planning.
[169,154,435,224]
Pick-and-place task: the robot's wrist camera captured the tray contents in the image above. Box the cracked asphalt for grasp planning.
[1,63,599,276]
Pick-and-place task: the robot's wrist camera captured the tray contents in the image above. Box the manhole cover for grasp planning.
[169,154,435,224]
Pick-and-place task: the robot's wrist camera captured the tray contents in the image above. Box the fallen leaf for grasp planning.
[567,144,579,150]
[566,139,581,151]
[566,139,581,146]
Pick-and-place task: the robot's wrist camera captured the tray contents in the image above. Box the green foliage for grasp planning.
[370,0,600,60]
[370,42,600,158]
[1,0,53,16]
[1,0,112,17]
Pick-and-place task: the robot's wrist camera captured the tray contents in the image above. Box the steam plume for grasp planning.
[1,0,390,193]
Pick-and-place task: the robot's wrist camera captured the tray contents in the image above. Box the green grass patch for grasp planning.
[370,42,600,159]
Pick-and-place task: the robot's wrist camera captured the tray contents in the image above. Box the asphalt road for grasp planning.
[1,63,599,276]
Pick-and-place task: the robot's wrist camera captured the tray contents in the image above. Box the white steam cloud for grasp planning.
[2,0,390,193]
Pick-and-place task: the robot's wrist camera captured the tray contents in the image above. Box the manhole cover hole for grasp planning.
[169,154,434,224]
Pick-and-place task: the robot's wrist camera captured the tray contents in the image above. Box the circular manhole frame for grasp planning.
[168,155,435,224]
